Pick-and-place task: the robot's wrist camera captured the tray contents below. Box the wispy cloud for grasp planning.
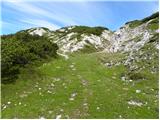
[1,0,158,34]
[4,0,77,25]
[20,19,61,30]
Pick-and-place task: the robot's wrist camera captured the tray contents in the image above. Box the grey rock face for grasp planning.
[26,13,158,56]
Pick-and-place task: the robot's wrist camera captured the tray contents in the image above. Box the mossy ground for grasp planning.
[1,52,158,119]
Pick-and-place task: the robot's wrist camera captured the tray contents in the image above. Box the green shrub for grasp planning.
[127,72,144,80]
[141,12,159,23]
[126,12,159,29]
[128,20,142,28]
[78,44,98,53]
[1,32,58,84]
[149,33,159,43]
[70,26,109,36]
[147,17,159,30]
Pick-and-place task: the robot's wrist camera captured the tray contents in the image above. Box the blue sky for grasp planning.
[1,0,159,35]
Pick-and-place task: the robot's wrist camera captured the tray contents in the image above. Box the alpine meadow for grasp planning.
[1,1,159,119]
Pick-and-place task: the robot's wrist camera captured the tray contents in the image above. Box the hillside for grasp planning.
[1,12,159,119]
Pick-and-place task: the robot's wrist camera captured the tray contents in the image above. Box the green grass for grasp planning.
[147,23,159,30]
[127,12,158,29]
[1,52,158,119]
[128,20,142,29]
[147,17,159,30]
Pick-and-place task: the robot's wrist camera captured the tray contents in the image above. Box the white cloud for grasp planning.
[4,0,77,25]
[20,19,61,30]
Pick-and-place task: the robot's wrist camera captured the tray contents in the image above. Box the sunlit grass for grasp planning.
[1,53,158,119]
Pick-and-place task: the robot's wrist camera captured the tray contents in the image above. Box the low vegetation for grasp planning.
[1,52,158,118]
[59,26,109,36]
[1,12,159,119]
[126,12,158,29]
[1,32,58,84]
[70,26,109,36]
[147,17,159,30]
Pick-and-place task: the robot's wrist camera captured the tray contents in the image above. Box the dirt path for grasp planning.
[70,74,92,118]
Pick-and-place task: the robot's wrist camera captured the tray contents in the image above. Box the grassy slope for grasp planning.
[1,52,158,119]
[126,12,158,29]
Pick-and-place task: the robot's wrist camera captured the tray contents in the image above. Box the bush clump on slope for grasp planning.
[1,32,58,84]
[70,26,109,36]
[126,12,159,29]
[58,26,109,36]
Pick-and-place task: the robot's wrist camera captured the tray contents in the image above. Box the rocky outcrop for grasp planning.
[108,19,158,53]
[50,12,158,55]
[48,26,112,54]
[26,12,158,56]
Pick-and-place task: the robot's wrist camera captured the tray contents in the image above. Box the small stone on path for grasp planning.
[136,90,141,93]
[56,115,62,119]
